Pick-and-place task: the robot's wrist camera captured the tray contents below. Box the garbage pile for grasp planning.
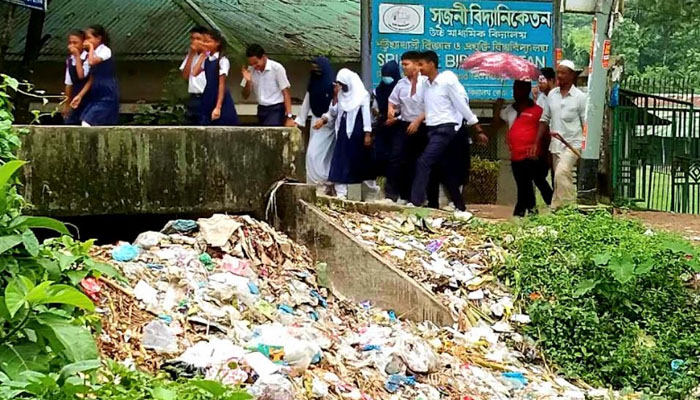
[89,213,617,399]
[322,206,623,399]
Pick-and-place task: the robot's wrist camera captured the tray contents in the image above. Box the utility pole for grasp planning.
[360,0,371,88]
[578,0,615,204]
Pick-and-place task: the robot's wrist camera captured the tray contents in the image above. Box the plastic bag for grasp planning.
[142,320,178,354]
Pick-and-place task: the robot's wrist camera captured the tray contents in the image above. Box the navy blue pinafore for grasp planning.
[200,57,238,126]
[329,111,375,184]
[80,56,120,125]
[63,56,88,125]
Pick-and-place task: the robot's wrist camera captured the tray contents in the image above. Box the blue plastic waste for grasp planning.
[172,220,197,232]
[278,305,295,314]
[671,359,685,371]
[247,282,259,295]
[158,315,173,325]
[361,344,381,351]
[112,244,140,262]
[502,372,528,389]
[384,375,416,393]
[310,290,328,308]
[388,310,397,322]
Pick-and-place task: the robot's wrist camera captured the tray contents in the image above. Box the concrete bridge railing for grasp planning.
[18,126,305,217]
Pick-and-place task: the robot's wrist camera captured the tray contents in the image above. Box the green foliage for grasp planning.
[129,68,189,126]
[91,361,251,400]
[563,0,700,85]
[486,210,700,397]
[0,74,123,399]
[562,13,594,70]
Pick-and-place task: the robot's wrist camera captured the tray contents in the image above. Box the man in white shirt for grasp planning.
[410,51,487,211]
[536,60,587,208]
[179,26,207,125]
[241,44,294,127]
[384,51,428,202]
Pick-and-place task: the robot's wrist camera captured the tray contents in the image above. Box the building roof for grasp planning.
[5,0,361,62]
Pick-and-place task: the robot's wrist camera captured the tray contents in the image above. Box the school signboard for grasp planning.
[1,0,46,10]
[371,0,555,100]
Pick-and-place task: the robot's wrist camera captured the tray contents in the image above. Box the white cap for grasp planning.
[558,60,580,72]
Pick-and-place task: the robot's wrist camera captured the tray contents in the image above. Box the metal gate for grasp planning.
[611,78,700,213]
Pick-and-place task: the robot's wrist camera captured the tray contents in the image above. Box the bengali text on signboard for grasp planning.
[372,1,555,100]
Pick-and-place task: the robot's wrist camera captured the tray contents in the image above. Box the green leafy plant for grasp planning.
[0,74,125,399]
[93,361,251,400]
[485,210,700,397]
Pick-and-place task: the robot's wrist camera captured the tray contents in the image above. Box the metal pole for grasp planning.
[360,0,372,88]
[578,0,615,204]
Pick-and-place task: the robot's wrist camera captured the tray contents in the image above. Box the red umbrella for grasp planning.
[461,52,540,81]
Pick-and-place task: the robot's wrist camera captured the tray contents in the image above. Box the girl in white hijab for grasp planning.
[314,69,379,199]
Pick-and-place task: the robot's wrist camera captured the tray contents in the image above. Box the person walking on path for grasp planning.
[493,80,553,216]
[62,29,89,125]
[193,29,239,126]
[241,44,294,127]
[179,26,208,125]
[76,25,119,126]
[384,51,428,203]
[295,57,336,192]
[410,51,487,211]
[314,69,379,199]
[372,60,401,181]
[533,66,556,182]
[536,60,587,209]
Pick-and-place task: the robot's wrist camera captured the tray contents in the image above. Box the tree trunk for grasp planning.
[15,4,50,123]
[0,4,17,74]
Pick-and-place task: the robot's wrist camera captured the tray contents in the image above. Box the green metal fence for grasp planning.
[612,77,700,213]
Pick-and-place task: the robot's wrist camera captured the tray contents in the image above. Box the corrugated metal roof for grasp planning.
[6,0,192,61]
[194,0,360,61]
[5,0,361,62]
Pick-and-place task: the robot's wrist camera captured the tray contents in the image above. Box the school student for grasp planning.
[295,57,336,192]
[314,69,379,199]
[372,60,401,180]
[493,80,553,216]
[385,51,428,203]
[241,44,294,127]
[411,51,487,211]
[193,29,238,126]
[76,25,119,126]
[180,26,208,125]
[62,29,89,125]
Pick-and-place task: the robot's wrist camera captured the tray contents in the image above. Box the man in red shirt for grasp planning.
[493,80,553,216]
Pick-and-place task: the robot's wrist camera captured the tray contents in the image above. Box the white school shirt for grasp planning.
[64,51,90,86]
[536,91,548,110]
[388,75,427,122]
[208,52,231,76]
[540,85,587,154]
[247,58,290,106]
[420,71,479,129]
[94,44,112,61]
[322,99,373,137]
[179,53,207,94]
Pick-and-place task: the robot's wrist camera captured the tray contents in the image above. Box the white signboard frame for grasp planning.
[562,0,597,14]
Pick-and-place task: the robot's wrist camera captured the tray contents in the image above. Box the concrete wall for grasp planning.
[272,184,453,326]
[18,126,305,217]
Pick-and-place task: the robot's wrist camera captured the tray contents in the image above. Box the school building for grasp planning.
[3,0,362,116]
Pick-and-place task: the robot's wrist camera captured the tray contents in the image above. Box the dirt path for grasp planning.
[466,204,700,241]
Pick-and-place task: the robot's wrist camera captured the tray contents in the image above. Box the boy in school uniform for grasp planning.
[180,26,208,125]
[241,44,294,127]
[385,51,428,203]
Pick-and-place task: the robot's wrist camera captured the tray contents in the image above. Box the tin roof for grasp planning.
[5,0,361,62]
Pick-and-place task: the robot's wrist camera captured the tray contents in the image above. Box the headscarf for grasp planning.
[335,68,370,133]
[308,56,335,118]
[374,61,401,118]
